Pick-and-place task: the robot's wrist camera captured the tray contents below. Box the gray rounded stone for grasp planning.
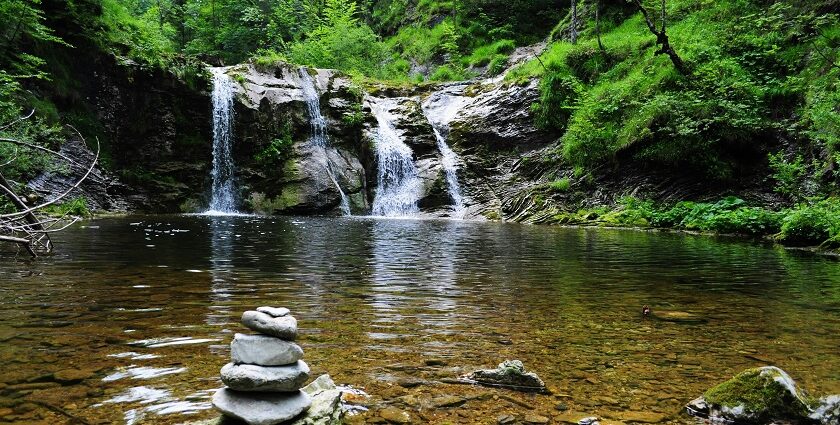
[231,333,304,366]
[242,311,297,340]
[220,361,310,392]
[212,388,311,425]
[257,306,290,317]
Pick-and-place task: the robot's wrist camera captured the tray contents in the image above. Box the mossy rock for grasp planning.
[688,366,816,424]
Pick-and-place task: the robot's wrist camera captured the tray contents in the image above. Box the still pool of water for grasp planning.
[0,215,838,424]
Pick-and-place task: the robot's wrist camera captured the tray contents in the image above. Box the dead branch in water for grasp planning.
[1,116,99,257]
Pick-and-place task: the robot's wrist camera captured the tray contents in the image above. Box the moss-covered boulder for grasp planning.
[686,366,820,424]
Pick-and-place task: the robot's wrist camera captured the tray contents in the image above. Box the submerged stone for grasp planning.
[379,406,411,424]
[241,311,297,340]
[686,366,815,424]
[649,310,707,324]
[220,361,310,392]
[463,360,546,393]
[212,388,311,425]
[256,307,290,318]
[231,333,303,366]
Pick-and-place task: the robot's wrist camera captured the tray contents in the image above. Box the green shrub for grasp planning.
[777,200,840,247]
[533,69,582,131]
[768,152,806,197]
[43,197,91,217]
[549,178,571,192]
[255,124,294,167]
[488,55,508,76]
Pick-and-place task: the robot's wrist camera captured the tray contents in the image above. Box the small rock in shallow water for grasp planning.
[220,361,310,392]
[256,307,290,317]
[241,311,297,340]
[231,333,303,366]
[463,360,546,393]
[52,368,95,384]
[577,417,600,425]
[379,406,411,424]
[431,395,467,408]
[212,388,311,425]
[497,414,516,424]
[523,414,550,424]
[650,310,707,324]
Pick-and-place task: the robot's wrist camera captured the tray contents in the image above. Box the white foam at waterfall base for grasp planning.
[298,68,351,216]
[204,68,239,215]
[369,99,423,217]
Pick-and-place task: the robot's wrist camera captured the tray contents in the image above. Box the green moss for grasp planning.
[703,367,812,421]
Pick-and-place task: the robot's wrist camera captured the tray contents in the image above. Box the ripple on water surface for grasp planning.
[0,215,838,424]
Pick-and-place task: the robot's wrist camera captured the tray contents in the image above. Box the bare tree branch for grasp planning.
[1,118,98,257]
[630,0,688,74]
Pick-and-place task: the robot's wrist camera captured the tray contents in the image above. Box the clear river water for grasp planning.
[0,215,838,424]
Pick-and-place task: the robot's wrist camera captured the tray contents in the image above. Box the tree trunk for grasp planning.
[570,0,578,44]
[595,0,605,53]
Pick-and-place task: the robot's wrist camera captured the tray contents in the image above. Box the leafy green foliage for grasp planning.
[778,200,840,247]
[254,121,294,167]
[768,152,807,197]
[552,196,840,248]
[42,197,91,217]
[549,177,571,193]
[513,1,839,184]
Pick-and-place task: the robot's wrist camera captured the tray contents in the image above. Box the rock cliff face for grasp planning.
[29,54,563,218]
[27,52,214,212]
[202,62,558,218]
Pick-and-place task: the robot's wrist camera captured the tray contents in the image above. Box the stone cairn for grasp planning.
[212,306,312,425]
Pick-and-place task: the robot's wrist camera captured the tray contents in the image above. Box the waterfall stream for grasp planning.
[206,68,238,214]
[422,92,467,217]
[298,68,351,216]
[369,98,422,217]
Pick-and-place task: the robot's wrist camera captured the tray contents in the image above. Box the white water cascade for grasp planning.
[369,98,423,217]
[422,90,468,217]
[431,126,464,214]
[298,68,351,216]
[206,68,238,214]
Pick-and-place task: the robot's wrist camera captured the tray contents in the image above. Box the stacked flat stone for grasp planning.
[212,307,312,425]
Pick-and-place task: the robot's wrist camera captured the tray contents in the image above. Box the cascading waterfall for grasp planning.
[298,68,351,216]
[422,92,467,217]
[369,98,423,217]
[430,126,465,215]
[206,68,238,214]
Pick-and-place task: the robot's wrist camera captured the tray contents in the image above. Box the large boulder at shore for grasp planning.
[221,361,310,392]
[212,388,311,425]
[463,360,547,393]
[686,366,826,424]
